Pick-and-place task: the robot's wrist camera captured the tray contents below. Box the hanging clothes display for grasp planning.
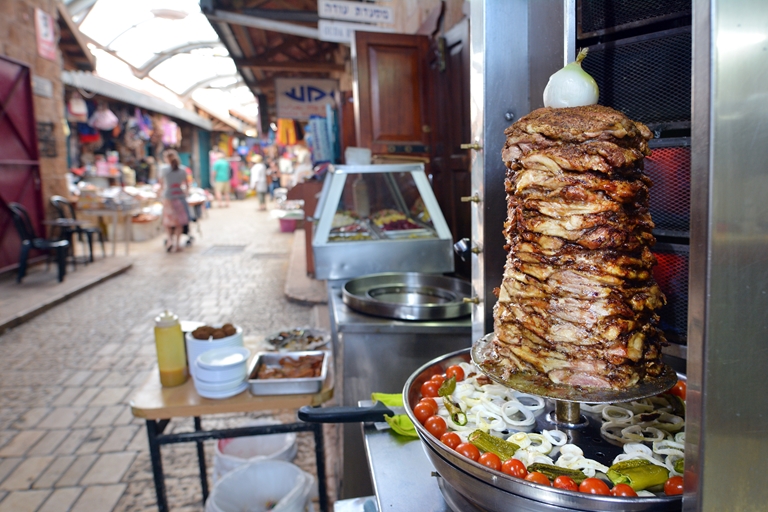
[276,118,298,146]
[308,115,332,164]
[161,116,181,147]
[67,92,88,123]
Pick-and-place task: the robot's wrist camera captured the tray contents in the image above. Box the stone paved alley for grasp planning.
[0,199,335,511]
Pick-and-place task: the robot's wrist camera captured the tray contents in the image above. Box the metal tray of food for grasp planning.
[265,327,330,352]
[247,350,328,395]
[342,272,472,320]
[380,228,436,240]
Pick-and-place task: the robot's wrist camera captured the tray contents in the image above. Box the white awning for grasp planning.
[62,70,213,130]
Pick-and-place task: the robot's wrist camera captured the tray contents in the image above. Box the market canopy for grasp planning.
[63,0,258,133]
[200,0,349,124]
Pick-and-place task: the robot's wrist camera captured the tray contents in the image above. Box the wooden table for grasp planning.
[130,366,334,512]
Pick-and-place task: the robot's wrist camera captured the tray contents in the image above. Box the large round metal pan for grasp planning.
[402,349,682,512]
[342,272,471,320]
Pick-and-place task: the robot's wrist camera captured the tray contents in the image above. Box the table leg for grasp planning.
[194,417,209,504]
[110,212,117,257]
[124,212,131,256]
[312,423,329,512]
[146,420,169,512]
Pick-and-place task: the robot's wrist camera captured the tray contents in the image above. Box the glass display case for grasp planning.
[312,163,454,280]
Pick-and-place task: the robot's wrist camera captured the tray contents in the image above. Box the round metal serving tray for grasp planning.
[342,272,471,320]
[402,349,683,512]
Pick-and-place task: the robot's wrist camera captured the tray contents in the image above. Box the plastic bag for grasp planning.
[89,107,118,131]
[205,460,314,512]
[213,418,297,483]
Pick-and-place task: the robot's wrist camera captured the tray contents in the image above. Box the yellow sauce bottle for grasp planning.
[153,310,188,387]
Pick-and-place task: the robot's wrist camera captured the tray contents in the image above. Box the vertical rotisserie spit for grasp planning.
[490,105,667,389]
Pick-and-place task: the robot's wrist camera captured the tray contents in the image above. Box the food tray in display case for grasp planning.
[312,163,454,280]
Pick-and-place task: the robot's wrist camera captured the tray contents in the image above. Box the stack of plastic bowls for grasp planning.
[193,346,250,399]
[185,325,244,380]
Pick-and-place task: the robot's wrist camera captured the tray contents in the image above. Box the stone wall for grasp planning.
[0,0,70,210]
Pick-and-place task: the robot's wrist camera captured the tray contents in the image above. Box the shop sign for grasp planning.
[32,75,53,98]
[35,8,57,61]
[318,0,394,24]
[275,78,338,120]
[318,19,394,44]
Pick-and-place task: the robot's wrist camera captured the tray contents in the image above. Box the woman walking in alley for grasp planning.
[159,150,190,252]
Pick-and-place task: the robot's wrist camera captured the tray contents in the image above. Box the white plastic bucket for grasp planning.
[212,418,298,483]
[205,460,314,512]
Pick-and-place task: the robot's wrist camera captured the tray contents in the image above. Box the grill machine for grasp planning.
[457,0,768,510]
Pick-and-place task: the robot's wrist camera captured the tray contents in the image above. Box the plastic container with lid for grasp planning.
[154,310,189,387]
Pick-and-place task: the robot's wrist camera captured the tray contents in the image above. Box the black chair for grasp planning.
[8,202,70,283]
[50,195,106,263]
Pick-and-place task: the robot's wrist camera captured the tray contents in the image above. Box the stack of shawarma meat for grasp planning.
[490,105,667,390]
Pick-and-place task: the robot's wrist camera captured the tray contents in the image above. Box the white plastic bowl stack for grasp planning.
[193,346,250,399]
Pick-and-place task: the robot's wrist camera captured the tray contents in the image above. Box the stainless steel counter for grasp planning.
[328,281,472,499]
[362,423,451,512]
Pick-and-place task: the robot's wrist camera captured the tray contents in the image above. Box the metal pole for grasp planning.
[554,400,581,424]
[146,420,168,512]
[312,423,329,512]
[194,417,209,504]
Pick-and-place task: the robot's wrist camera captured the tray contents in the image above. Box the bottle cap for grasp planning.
[155,310,179,328]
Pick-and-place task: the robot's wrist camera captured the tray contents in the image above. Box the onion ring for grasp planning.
[602,405,634,423]
[501,401,536,427]
[508,432,531,449]
[513,392,546,413]
[542,429,568,446]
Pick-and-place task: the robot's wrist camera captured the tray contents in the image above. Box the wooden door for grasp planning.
[352,25,471,278]
[0,55,43,273]
[352,32,431,157]
[429,18,472,278]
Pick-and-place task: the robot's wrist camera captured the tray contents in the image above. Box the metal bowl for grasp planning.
[342,272,471,320]
[402,349,683,512]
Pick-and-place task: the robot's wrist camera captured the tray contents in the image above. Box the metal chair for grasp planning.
[50,195,106,263]
[7,202,70,283]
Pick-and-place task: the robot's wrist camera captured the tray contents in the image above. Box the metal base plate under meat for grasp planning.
[472,333,678,403]
[342,272,471,321]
